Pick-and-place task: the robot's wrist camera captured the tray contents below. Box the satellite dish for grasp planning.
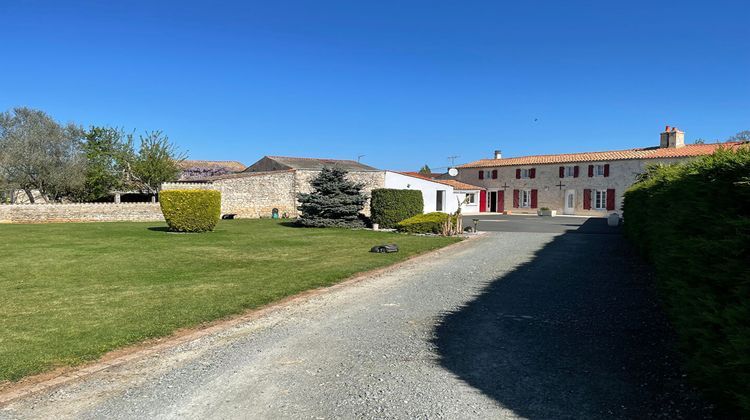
[448,168,458,177]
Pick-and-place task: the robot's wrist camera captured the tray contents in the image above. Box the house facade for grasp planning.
[455,127,745,216]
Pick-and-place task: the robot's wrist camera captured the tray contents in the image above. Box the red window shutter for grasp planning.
[479,170,484,180]
[604,164,610,177]
[492,169,498,179]
[479,190,487,212]
[515,168,521,179]
[530,189,538,208]
[559,166,565,178]
[588,165,594,177]
[513,189,519,208]
[529,168,536,179]
[606,189,615,210]
[574,166,580,178]
[583,189,591,210]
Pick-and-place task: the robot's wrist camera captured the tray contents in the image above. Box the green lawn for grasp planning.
[0,220,459,382]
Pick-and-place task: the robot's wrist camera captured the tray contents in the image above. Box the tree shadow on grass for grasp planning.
[432,225,712,419]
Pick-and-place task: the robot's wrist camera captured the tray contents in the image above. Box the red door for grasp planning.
[479,190,487,212]
[497,190,504,213]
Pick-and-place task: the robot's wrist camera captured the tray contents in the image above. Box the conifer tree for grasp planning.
[297,167,367,227]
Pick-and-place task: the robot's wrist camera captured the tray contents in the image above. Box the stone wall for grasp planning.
[456,157,688,216]
[0,203,164,224]
[162,170,386,219]
[162,172,298,218]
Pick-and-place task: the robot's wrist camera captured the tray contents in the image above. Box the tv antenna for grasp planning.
[357,154,366,163]
[447,155,460,166]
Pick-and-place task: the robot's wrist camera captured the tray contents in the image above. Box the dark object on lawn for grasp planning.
[370,244,399,253]
[222,214,236,220]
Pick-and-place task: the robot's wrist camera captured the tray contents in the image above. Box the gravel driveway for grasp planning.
[1,229,710,419]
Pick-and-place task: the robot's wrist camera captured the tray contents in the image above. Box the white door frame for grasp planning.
[564,189,576,215]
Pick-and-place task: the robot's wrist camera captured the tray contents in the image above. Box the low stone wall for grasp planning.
[162,172,298,218]
[0,203,164,224]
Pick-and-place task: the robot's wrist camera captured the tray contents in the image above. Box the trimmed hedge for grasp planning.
[370,189,424,228]
[623,145,750,416]
[159,189,221,232]
[397,212,451,234]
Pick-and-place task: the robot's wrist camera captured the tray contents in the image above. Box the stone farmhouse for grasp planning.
[164,156,473,218]
[455,126,746,216]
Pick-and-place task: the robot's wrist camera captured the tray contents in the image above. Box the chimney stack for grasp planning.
[494,150,502,159]
[660,125,685,148]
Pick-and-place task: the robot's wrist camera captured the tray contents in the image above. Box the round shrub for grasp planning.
[370,189,424,228]
[159,189,221,232]
[396,212,451,234]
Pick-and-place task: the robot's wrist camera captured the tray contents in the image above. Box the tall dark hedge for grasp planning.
[370,188,424,228]
[296,167,367,228]
[623,145,750,415]
[159,189,221,232]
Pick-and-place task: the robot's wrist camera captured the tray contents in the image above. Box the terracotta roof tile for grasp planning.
[458,142,747,168]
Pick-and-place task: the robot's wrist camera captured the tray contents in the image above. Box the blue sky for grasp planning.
[1,1,748,171]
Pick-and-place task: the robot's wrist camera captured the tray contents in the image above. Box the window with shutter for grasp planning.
[588,165,594,177]
[606,188,615,210]
[574,166,580,178]
[604,164,610,177]
[492,169,498,179]
[515,169,521,179]
[479,170,484,180]
[559,166,565,178]
[529,168,536,178]
[513,189,519,207]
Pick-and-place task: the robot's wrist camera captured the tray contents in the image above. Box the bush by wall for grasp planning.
[397,212,451,234]
[370,189,424,228]
[159,189,221,232]
[622,145,750,416]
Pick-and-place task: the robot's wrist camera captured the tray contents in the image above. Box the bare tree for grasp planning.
[0,107,86,203]
[728,130,750,142]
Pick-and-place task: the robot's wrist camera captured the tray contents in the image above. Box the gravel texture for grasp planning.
[0,230,711,419]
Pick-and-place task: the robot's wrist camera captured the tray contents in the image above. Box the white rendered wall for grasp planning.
[383,172,456,214]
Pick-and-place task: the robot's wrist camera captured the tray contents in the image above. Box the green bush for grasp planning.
[159,189,221,232]
[397,212,452,234]
[623,145,750,416]
[370,189,424,228]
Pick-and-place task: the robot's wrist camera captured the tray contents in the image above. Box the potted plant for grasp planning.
[537,207,557,217]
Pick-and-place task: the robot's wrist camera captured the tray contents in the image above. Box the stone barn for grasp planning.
[163,156,385,218]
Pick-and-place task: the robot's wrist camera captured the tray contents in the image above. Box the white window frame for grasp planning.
[519,168,530,179]
[594,164,605,177]
[465,193,476,204]
[565,166,575,177]
[519,189,531,208]
[594,189,607,210]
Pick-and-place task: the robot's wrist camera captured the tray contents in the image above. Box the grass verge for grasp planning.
[0,219,459,382]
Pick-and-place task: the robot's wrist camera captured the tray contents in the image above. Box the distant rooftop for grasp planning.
[177,160,247,181]
[245,156,380,172]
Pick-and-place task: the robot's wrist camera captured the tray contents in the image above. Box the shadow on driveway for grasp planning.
[432,229,712,419]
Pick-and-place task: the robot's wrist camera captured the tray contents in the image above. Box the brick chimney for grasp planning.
[660,125,685,148]
[494,150,502,159]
